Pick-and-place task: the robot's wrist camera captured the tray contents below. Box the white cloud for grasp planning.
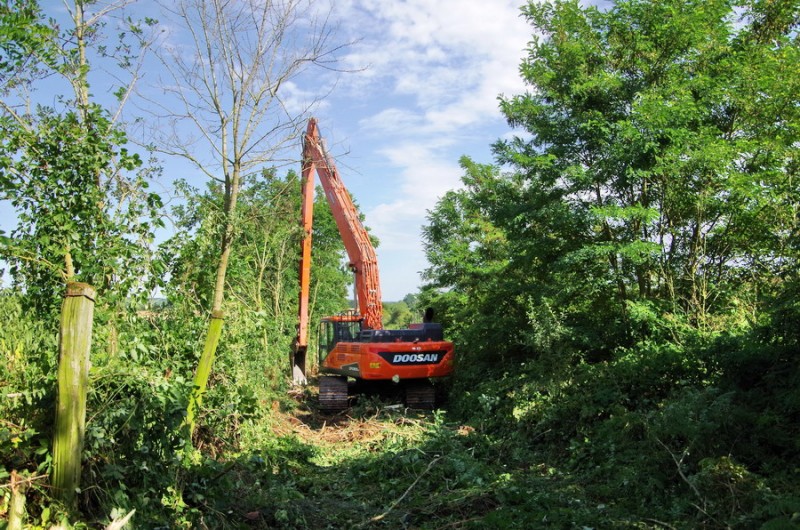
[359,108,424,132]
[323,0,533,298]
[278,80,332,117]
[363,142,461,256]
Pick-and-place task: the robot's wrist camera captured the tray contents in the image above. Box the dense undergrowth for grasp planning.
[2,277,798,529]
[447,334,800,529]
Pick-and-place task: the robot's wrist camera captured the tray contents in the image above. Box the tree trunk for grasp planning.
[185,310,225,434]
[185,166,241,438]
[51,282,96,507]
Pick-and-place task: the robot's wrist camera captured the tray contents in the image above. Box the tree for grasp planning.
[163,170,349,356]
[422,157,540,364]
[0,0,162,312]
[424,0,800,361]
[0,0,53,78]
[143,0,350,435]
[159,170,348,441]
[383,300,413,328]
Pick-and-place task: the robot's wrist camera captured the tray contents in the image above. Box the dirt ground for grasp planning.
[272,385,429,447]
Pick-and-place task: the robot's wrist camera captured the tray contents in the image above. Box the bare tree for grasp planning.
[145,0,350,435]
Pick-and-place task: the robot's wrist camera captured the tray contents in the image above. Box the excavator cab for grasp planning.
[318,313,363,363]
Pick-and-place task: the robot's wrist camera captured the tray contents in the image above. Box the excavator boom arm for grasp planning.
[293,119,383,382]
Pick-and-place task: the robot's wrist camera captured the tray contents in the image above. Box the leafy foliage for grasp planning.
[419,0,800,527]
[161,170,350,375]
[382,296,421,328]
[0,105,162,313]
[0,0,54,79]
[1,0,799,528]
[0,0,163,315]
[425,0,800,367]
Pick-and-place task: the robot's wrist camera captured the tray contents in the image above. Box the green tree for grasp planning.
[163,171,350,396]
[164,170,349,322]
[424,0,800,363]
[421,4,800,527]
[0,0,163,516]
[383,300,413,328]
[422,158,532,365]
[0,1,162,312]
[0,0,53,78]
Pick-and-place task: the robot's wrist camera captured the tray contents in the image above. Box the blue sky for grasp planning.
[3,0,534,302]
[306,0,532,300]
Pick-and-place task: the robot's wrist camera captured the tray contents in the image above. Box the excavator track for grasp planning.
[404,379,436,409]
[319,375,349,412]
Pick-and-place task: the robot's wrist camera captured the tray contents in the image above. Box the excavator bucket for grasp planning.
[291,345,307,385]
[292,365,307,385]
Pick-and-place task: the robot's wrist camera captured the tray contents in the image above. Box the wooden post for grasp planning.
[8,470,27,530]
[51,282,96,506]
[185,310,225,436]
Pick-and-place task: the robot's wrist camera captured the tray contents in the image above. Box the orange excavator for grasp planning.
[291,118,455,410]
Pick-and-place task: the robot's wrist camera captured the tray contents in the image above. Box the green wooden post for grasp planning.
[51,282,96,506]
[185,310,225,436]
